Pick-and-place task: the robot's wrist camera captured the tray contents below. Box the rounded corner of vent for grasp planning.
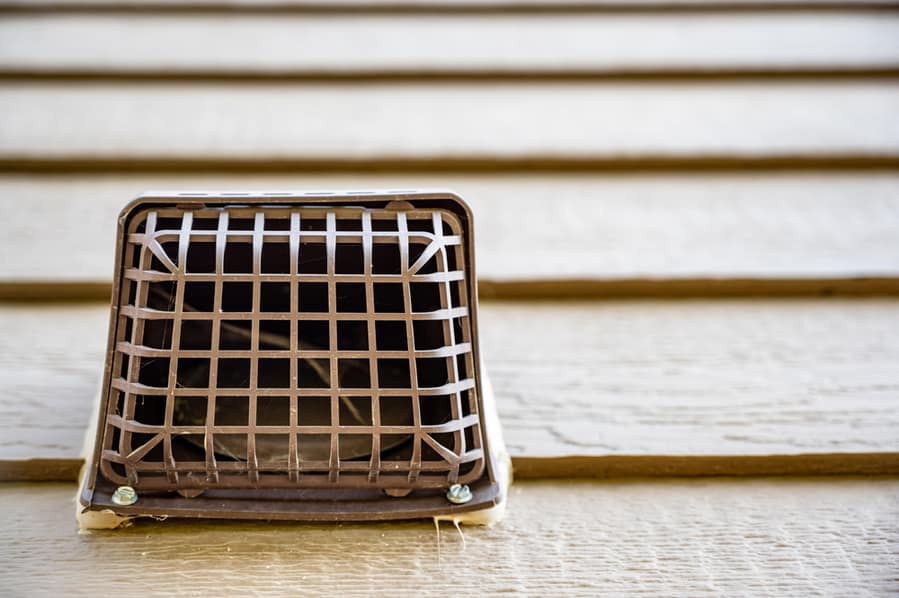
[117,194,156,227]
[436,189,474,215]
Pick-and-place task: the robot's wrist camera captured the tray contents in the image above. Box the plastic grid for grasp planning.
[99,205,484,491]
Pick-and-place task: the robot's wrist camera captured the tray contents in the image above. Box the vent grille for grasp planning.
[98,201,487,496]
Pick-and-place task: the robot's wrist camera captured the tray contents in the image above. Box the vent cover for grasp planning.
[79,191,506,524]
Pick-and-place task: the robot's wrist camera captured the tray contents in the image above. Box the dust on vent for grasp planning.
[78,190,509,528]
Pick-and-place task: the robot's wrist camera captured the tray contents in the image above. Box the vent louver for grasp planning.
[78,190,507,526]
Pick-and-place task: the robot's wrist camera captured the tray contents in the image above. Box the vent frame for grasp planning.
[78,190,503,522]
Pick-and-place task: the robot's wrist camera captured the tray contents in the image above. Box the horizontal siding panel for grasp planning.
[3,480,898,595]
[1,174,897,282]
[1,14,897,74]
[2,300,898,462]
[2,83,898,161]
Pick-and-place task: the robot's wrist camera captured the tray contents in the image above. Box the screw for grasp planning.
[112,486,138,506]
[446,483,472,505]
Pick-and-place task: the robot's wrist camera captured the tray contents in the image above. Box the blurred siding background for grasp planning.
[1,1,898,594]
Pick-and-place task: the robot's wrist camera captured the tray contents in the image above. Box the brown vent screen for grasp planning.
[79,191,504,522]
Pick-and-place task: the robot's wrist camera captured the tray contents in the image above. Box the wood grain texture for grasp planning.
[2,14,898,75]
[1,174,898,283]
[2,480,898,595]
[485,300,899,456]
[0,305,106,460]
[3,300,899,464]
[2,83,898,163]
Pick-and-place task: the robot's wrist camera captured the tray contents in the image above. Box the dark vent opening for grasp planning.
[265,218,291,231]
[137,357,169,387]
[407,218,433,233]
[184,282,215,312]
[258,396,290,424]
[298,359,330,388]
[335,244,364,273]
[187,242,217,273]
[299,242,327,274]
[412,320,445,350]
[259,320,290,350]
[339,396,373,426]
[172,396,207,426]
[222,282,252,312]
[376,321,407,350]
[300,218,326,232]
[224,243,253,273]
[156,217,182,231]
[339,358,371,388]
[377,359,411,388]
[299,396,331,425]
[416,358,449,388]
[177,358,210,388]
[216,396,250,425]
[219,358,251,388]
[372,243,401,274]
[192,217,219,231]
[261,282,291,312]
[298,320,329,351]
[262,242,291,274]
[336,321,367,350]
[228,218,255,231]
[221,320,252,349]
[411,282,442,313]
[371,219,397,232]
[147,281,176,311]
[421,395,453,425]
[374,283,405,313]
[298,282,328,312]
[135,395,165,425]
[336,283,366,313]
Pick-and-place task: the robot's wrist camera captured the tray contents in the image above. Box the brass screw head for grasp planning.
[446,483,473,505]
[112,486,138,506]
